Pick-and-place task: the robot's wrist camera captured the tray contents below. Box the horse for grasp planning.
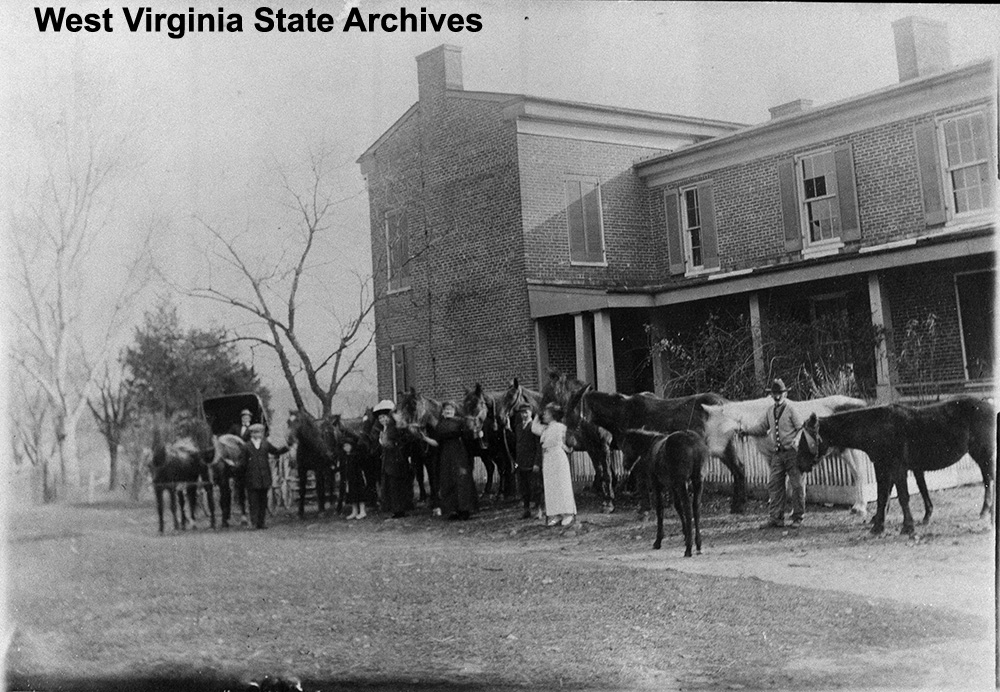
[211,433,250,526]
[462,383,516,499]
[620,429,707,556]
[501,372,618,512]
[797,395,996,535]
[701,395,870,517]
[567,385,748,513]
[286,410,336,517]
[150,434,217,533]
[396,388,443,506]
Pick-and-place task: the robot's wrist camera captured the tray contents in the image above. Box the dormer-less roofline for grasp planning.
[636,58,996,186]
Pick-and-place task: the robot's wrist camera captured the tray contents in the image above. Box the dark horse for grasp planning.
[462,383,517,499]
[286,410,336,517]
[620,429,706,556]
[566,385,748,513]
[500,373,617,512]
[150,432,217,533]
[798,396,996,535]
[396,388,442,507]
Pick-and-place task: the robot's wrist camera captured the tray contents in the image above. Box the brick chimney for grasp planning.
[892,16,951,82]
[768,99,814,120]
[416,44,463,103]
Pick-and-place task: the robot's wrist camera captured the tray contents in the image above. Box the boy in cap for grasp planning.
[512,402,542,519]
[743,379,806,529]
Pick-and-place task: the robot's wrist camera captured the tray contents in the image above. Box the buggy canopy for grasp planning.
[201,393,268,437]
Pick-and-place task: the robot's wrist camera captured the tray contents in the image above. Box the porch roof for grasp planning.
[527,225,995,318]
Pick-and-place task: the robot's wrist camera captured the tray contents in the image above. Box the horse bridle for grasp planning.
[801,420,822,460]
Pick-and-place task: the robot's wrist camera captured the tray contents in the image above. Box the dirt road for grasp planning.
[5,485,995,691]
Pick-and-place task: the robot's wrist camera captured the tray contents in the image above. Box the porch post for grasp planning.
[574,312,596,386]
[593,310,617,393]
[867,272,896,403]
[534,318,549,388]
[748,292,766,387]
[648,310,668,396]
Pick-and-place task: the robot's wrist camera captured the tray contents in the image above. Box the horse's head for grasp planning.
[212,433,246,470]
[796,413,828,473]
[564,383,593,428]
[700,402,742,457]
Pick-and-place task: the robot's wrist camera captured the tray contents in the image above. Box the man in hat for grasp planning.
[512,402,543,519]
[229,409,254,442]
[242,423,288,529]
[743,379,806,529]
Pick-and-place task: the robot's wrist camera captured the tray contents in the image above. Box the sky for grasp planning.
[3,1,998,422]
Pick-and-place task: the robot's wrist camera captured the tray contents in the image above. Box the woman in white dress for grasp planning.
[531,403,577,527]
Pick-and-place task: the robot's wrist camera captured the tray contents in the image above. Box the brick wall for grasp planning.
[518,134,665,287]
[650,98,991,278]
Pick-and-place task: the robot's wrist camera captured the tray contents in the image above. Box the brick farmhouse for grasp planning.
[358,17,995,405]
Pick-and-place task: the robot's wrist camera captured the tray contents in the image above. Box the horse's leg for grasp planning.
[717,440,747,514]
[842,450,869,519]
[892,465,916,535]
[913,471,933,525]
[692,471,703,555]
[297,464,307,518]
[316,466,327,514]
[155,487,166,533]
[205,477,216,529]
[219,476,232,528]
[673,479,693,558]
[971,449,996,519]
[185,484,199,529]
[871,465,891,535]
[169,487,181,530]
[652,475,664,551]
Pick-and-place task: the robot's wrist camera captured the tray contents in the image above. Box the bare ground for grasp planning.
[5,484,996,691]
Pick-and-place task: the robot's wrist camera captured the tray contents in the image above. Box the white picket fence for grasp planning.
[472,439,984,506]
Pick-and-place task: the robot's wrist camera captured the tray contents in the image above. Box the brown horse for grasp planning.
[620,429,707,556]
[150,433,218,533]
[798,396,996,535]
[462,384,517,498]
[396,388,445,506]
[567,385,748,513]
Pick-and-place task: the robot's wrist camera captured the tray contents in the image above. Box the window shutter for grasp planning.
[403,345,415,392]
[565,181,587,261]
[396,212,410,281]
[581,181,603,261]
[777,158,802,253]
[697,181,720,269]
[834,145,861,242]
[664,189,684,275]
[913,121,947,226]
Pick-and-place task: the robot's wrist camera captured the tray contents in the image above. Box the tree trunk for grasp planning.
[108,441,119,491]
[56,422,82,490]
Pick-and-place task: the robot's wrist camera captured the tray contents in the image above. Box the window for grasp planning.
[778,146,859,255]
[955,270,995,380]
[798,150,841,244]
[390,344,414,396]
[665,181,719,275]
[680,186,704,269]
[941,112,993,216]
[565,179,605,264]
[385,210,410,292]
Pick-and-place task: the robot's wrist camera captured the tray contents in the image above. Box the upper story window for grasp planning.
[565,179,606,265]
[798,150,842,244]
[941,111,992,216]
[777,144,860,257]
[914,109,995,228]
[385,210,410,293]
[665,181,719,276]
[680,186,704,269]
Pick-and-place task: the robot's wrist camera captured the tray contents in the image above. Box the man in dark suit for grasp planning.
[512,403,542,519]
[224,408,254,525]
[242,424,288,529]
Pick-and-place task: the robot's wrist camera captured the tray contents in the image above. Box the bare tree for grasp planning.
[7,102,149,492]
[9,372,57,501]
[188,151,376,418]
[87,362,135,491]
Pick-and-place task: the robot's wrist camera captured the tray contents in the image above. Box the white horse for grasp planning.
[702,395,870,518]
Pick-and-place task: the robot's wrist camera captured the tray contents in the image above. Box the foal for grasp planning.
[620,429,707,556]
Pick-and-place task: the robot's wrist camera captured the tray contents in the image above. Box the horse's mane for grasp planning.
[541,369,586,409]
[288,410,331,456]
[398,388,441,429]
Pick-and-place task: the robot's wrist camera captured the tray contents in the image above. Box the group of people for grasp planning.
[362,397,578,527]
[227,375,810,533]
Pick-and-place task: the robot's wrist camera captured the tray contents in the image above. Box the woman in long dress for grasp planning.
[422,401,477,520]
[531,403,577,527]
